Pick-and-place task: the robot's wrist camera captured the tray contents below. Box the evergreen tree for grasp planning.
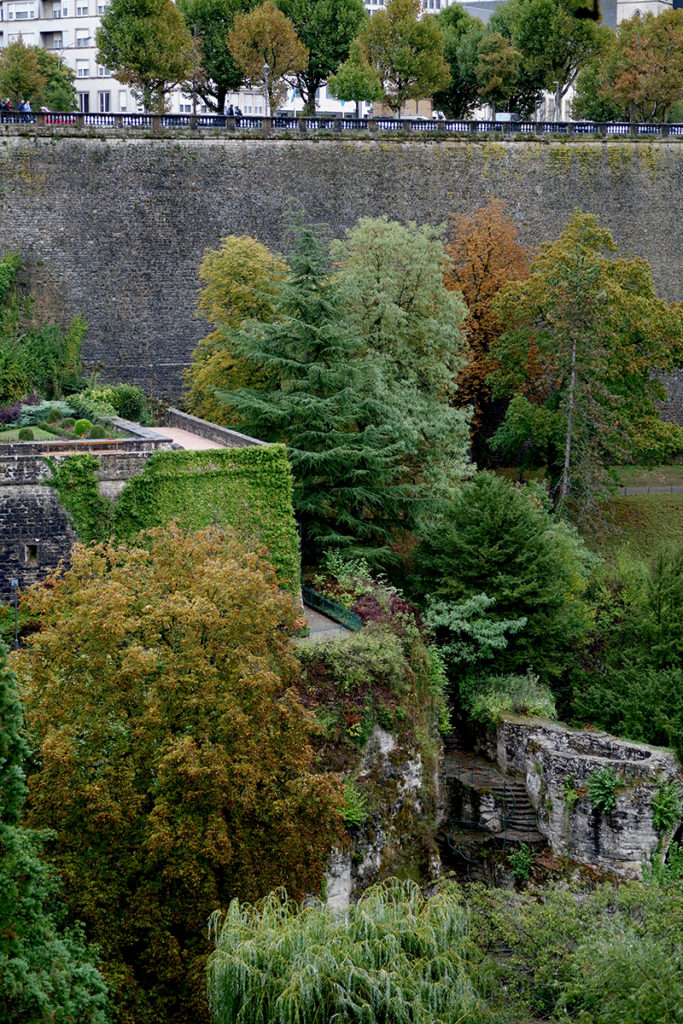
[0,644,109,1024]
[216,223,408,563]
[415,473,592,683]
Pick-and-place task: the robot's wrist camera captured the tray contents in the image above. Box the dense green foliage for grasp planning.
[209,875,683,1024]
[0,254,85,405]
[0,645,110,1024]
[16,525,342,1024]
[276,0,368,115]
[416,473,592,694]
[177,0,256,113]
[189,218,469,565]
[569,545,683,759]
[209,880,481,1024]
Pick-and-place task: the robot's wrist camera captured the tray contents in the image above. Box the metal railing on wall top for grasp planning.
[1,110,681,139]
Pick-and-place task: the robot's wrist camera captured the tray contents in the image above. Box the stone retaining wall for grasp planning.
[0,136,680,404]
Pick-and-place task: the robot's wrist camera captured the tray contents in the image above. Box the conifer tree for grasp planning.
[216,222,408,563]
[0,644,109,1024]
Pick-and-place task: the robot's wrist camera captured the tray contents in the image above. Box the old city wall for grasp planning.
[0,134,681,399]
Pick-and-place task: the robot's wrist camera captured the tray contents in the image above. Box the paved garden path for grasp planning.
[146,426,223,450]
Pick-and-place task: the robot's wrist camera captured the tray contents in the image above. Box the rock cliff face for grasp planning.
[326,727,441,908]
[497,716,683,878]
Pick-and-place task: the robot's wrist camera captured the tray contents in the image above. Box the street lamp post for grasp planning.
[263,62,270,118]
[10,579,18,650]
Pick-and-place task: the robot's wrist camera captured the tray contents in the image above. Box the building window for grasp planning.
[97,64,110,76]
[97,0,108,11]
[76,60,88,77]
[23,543,38,566]
[8,30,34,42]
[98,91,110,112]
[76,1,88,13]
[118,89,127,111]
[7,2,36,20]
[76,28,89,46]
[52,33,63,48]
[78,91,89,112]
[179,102,191,113]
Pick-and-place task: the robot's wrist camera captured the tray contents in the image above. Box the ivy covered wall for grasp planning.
[48,445,300,591]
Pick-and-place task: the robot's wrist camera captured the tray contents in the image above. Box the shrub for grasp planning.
[0,400,21,425]
[88,424,107,439]
[207,880,480,1024]
[20,399,75,426]
[61,418,75,429]
[70,392,116,423]
[17,427,34,441]
[342,778,369,827]
[587,765,621,815]
[508,842,533,883]
[109,384,150,423]
[72,418,92,437]
[469,672,557,724]
[652,781,680,835]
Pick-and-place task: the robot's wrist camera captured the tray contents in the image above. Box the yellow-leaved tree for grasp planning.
[15,523,343,1024]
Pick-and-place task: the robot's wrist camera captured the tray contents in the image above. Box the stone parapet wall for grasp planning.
[163,408,267,447]
[497,716,683,878]
[0,137,680,403]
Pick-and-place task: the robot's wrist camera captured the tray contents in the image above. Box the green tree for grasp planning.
[184,234,287,423]
[228,0,308,114]
[356,0,450,117]
[327,39,383,116]
[475,32,521,115]
[331,216,470,505]
[491,0,602,114]
[276,0,368,115]
[0,253,85,404]
[35,47,78,110]
[431,4,485,118]
[15,523,342,1024]
[489,213,683,518]
[0,39,45,107]
[415,473,593,685]
[573,10,683,123]
[96,0,194,111]
[178,0,256,113]
[1,645,110,1024]
[212,222,410,564]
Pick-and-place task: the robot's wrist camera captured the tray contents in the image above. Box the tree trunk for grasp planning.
[559,333,577,504]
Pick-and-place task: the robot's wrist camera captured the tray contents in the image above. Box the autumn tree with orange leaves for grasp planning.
[15,523,343,1024]
[444,199,531,464]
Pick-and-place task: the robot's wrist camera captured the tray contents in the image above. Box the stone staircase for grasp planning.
[441,743,544,846]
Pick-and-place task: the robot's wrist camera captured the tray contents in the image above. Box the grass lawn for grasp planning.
[592,494,683,562]
[0,426,60,441]
[612,464,683,488]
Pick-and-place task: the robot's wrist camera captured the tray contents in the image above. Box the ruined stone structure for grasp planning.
[0,134,681,406]
[497,716,683,879]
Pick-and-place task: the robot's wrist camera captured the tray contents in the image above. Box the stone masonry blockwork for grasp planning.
[0,136,681,400]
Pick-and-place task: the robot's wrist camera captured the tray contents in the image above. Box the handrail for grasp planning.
[301,586,362,632]
[1,110,681,139]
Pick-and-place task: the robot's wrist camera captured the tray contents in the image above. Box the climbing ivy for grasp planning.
[47,445,300,592]
[46,453,113,542]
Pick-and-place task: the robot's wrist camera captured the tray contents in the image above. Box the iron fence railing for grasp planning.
[1,110,680,139]
[301,586,362,632]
